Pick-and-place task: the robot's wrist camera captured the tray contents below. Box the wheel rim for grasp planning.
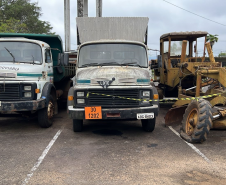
[47,101,54,119]
[185,108,198,136]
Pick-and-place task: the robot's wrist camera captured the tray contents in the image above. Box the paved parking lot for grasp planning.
[1,105,226,185]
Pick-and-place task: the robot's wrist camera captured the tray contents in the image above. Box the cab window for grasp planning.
[45,49,51,63]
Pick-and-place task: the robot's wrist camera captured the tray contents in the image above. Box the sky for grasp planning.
[33,0,226,57]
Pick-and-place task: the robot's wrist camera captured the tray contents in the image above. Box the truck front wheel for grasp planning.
[142,118,156,132]
[73,119,83,132]
[38,95,55,128]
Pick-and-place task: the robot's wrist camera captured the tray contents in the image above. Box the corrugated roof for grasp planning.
[76,17,149,44]
[160,31,208,40]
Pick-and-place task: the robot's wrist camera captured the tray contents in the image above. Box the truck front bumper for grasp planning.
[0,99,46,112]
[68,105,159,120]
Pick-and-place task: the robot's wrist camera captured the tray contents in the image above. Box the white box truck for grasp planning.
[67,17,159,132]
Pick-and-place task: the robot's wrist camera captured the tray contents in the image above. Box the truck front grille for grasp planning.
[0,84,20,101]
[87,89,140,108]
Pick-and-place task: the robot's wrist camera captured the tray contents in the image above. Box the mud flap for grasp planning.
[164,106,187,126]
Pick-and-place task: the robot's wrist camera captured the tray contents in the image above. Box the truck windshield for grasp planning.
[0,41,42,64]
[78,43,148,67]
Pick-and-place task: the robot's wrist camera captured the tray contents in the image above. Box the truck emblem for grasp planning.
[97,77,115,89]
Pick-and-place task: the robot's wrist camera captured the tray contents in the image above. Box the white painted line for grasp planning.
[168,126,211,163]
[22,129,62,185]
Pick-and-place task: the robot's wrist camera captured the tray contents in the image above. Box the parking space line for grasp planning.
[168,126,211,163]
[22,129,63,185]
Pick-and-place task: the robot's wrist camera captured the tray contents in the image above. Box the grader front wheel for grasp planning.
[180,99,213,143]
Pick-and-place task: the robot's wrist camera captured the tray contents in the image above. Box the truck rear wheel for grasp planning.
[73,119,83,132]
[142,118,156,132]
[38,95,55,128]
[180,99,213,143]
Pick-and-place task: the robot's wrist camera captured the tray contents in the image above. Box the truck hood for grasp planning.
[0,63,52,81]
[76,66,150,86]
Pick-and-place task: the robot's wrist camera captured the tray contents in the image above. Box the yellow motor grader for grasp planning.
[151,31,226,143]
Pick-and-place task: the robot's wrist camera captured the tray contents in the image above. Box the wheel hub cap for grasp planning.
[47,101,54,119]
[186,108,198,136]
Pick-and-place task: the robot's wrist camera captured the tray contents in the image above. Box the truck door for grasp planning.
[45,49,53,82]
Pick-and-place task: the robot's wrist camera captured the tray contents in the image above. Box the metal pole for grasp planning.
[83,0,88,17]
[96,0,102,17]
[77,0,83,17]
[64,0,71,51]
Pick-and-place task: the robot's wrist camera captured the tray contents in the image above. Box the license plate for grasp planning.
[137,113,154,119]
[85,106,102,119]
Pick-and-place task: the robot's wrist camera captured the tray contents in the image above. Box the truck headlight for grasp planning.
[24,86,31,90]
[77,99,85,104]
[77,92,84,97]
[143,91,150,97]
[24,92,32,97]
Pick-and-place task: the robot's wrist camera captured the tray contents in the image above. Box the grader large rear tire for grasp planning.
[180,99,213,143]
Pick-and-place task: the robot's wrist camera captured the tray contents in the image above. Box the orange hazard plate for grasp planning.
[85,106,102,119]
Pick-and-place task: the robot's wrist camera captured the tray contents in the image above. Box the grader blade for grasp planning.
[212,117,226,129]
[212,109,226,129]
[164,106,187,126]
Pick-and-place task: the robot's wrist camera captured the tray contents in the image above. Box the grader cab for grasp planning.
[152,31,226,143]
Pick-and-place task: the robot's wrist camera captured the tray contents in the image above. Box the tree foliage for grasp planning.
[0,18,28,33]
[206,34,218,49]
[0,0,54,34]
[218,52,226,57]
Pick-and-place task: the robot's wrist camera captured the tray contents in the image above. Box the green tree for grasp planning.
[0,0,54,34]
[206,34,218,49]
[218,52,226,57]
[0,18,28,33]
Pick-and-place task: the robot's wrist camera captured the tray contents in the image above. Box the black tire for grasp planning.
[142,118,156,132]
[180,99,213,143]
[38,95,55,128]
[73,119,83,132]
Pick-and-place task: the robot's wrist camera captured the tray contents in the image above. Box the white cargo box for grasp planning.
[76,17,149,44]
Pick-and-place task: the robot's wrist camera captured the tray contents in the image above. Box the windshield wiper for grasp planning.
[4,47,15,63]
[100,62,120,66]
[121,62,145,68]
[80,63,99,67]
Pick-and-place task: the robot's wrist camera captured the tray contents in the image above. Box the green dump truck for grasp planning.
[0,33,75,127]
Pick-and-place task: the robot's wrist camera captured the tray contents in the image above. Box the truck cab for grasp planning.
[68,17,159,132]
[0,33,73,128]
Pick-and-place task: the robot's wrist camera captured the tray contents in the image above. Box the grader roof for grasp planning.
[160,31,208,41]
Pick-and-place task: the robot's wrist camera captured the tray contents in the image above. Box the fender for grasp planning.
[41,82,56,107]
[67,86,75,107]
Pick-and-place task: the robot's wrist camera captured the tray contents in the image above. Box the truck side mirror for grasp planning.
[63,53,69,66]
[57,53,62,65]
[57,53,69,66]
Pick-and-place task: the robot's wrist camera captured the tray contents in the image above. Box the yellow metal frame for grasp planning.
[156,36,226,108]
